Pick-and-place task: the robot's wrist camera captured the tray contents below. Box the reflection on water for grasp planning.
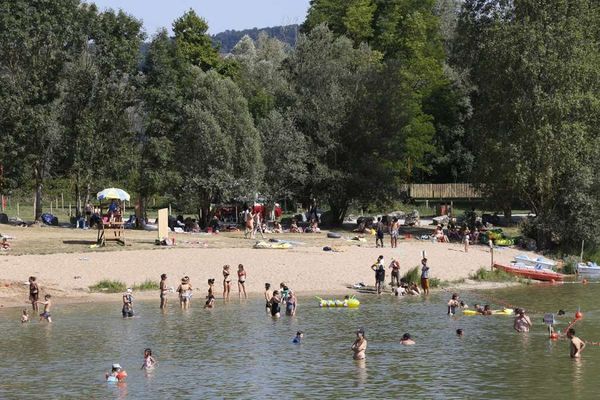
[1,284,600,398]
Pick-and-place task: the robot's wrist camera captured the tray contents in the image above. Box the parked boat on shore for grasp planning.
[577,262,600,275]
[493,262,566,282]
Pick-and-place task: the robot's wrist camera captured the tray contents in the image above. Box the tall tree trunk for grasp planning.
[503,205,512,226]
[34,166,43,221]
[74,178,81,219]
[328,199,348,227]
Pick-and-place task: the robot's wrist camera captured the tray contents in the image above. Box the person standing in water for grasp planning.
[286,290,297,316]
[351,328,367,360]
[270,290,282,318]
[159,273,168,309]
[36,294,52,323]
[447,293,460,316]
[237,264,247,299]
[177,276,192,309]
[567,329,586,358]
[223,265,232,301]
[141,348,156,370]
[264,283,272,315]
[122,289,134,318]
[513,309,532,332]
[29,276,39,312]
[420,258,430,295]
[21,309,29,323]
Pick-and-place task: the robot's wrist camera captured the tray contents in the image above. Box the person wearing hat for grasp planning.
[420,258,430,295]
[177,276,192,309]
[351,328,367,360]
[106,363,127,382]
[122,289,134,318]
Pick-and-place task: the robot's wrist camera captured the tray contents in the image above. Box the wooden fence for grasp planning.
[400,183,481,199]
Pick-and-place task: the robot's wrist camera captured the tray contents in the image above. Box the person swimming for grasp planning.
[292,331,304,344]
[106,363,127,382]
[456,329,464,337]
[400,333,415,345]
[481,305,492,315]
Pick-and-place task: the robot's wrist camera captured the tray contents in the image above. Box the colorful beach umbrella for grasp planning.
[97,188,130,201]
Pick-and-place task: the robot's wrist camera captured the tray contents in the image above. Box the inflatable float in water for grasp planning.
[316,296,360,308]
[462,308,514,316]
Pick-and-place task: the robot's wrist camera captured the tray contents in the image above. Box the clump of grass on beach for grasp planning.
[89,280,127,293]
[468,267,518,282]
[402,266,420,285]
[132,279,160,291]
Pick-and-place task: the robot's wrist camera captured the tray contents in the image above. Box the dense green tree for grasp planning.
[174,69,263,225]
[0,0,88,220]
[454,0,600,249]
[134,30,183,223]
[173,9,221,71]
[61,7,144,217]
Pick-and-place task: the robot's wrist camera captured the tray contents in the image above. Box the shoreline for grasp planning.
[0,239,541,310]
[0,279,522,310]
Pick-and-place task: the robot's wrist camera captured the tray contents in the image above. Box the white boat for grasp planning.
[514,254,557,269]
[577,262,600,275]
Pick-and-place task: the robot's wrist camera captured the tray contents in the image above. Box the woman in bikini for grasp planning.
[237,264,247,299]
[223,265,232,301]
[177,276,192,309]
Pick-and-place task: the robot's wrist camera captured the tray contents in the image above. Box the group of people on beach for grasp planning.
[370,255,431,296]
[264,282,297,317]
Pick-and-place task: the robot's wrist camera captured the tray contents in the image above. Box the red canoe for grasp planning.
[493,263,566,282]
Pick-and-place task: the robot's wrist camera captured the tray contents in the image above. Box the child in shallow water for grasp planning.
[142,348,156,370]
[21,309,29,323]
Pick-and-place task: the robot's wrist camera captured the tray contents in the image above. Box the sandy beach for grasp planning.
[0,235,538,307]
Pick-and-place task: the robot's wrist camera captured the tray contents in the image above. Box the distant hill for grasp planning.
[212,25,299,54]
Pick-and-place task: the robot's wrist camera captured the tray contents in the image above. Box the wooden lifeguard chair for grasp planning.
[96,188,130,246]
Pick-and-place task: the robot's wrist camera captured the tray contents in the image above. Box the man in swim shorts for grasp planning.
[567,329,586,358]
[389,258,400,288]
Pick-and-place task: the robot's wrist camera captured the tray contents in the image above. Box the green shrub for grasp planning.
[468,267,517,282]
[132,280,160,291]
[402,266,420,285]
[89,280,127,293]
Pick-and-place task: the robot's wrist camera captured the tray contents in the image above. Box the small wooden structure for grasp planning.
[97,214,125,246]
[96,188,130,247]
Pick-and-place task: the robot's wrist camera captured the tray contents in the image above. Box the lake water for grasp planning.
[1,284,600,399]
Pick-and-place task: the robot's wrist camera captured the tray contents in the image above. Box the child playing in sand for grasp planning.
[21,309,29,323]
[36,294,52,323]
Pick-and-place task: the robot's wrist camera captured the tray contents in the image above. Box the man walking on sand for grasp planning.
[420,258,430,295]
